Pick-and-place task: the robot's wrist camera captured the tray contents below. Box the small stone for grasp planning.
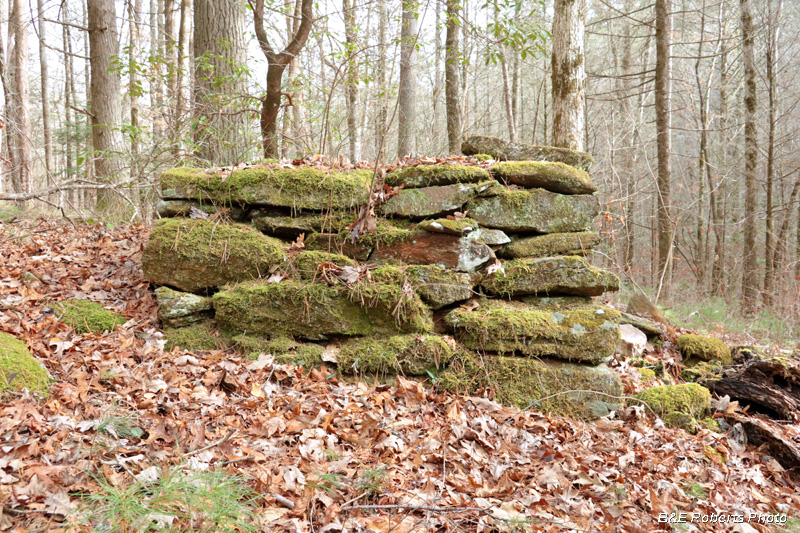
[418,218,478,235]
[464,228,511,245]
[461,135,595,171]
[676,334,732,364]
[385,164,491,188]
[382,182,495,218]
[637,383,711,418]
[492,161,597,194]
[619,311,663,337]
[466,188,599,233]
[371,231,493,272]
[619,324,647,358]
[407,265,480,309]
[155,287,213,328]
[500,232,600,259]
[481,256,620,297]
[664,411,698,433]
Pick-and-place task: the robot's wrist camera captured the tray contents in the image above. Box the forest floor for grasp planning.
[0,218,799,532]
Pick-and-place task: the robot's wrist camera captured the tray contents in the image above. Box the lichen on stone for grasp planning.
[481,256,620,297]
[406,265,479,309]
[52,300,126,334]
[0,331,51,396]
[637,383,711,418]
[337,334,454,376]
[155,287,213,328]
[500,232,600,259]
[382,181,494,219]
[286,251,356,280]
[461,135,595,171]
[676,334,732,364]
[418,218,478,235]
[385,164,491,188]
[491,161,597,195]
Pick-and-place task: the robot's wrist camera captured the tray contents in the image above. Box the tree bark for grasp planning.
[654,0,673,300]
[37,0,53,190]
[740,0,759,313]
[343,0,360,161]
[445,0,461,154]
[7,0,31,197]
[397,0,417,158]
[374,0,388,161]
[173,0,191,157]
[551,0,586,151]
[128,0,143,178]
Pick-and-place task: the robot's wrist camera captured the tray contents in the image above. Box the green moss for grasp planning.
[481,256,620,297]
[385,165,491,188]
[700,418,721,433]
[637,383,711,418]
[500,232,601,259]
[407,265,479,309]
[338,334,453,376]
[439,352,622,418]
[471,154,493,162]
[0,331,51,396]
[251,211,355,238]
[164,322,222,351]
[681,361,724,382]
[287,251,356,280]
[637,368,656,383]
[444,297,620,364]
[491,161,597,194]
[676,334,732,364]
[418,218,478,235]
[142,218,286,293]
[161,166,373,211]
[52,300,125,334]
[664,411,697,433]
[305,219,415,260]
[461,135,595,171]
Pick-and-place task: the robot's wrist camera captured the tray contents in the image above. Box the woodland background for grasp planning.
[0,0,798,344]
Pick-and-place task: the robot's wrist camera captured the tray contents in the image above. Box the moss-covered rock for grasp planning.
[699,417,721,432]
[155,287,213,328]
[163,322,222,351]
[418,218,479,235]
[481,256,620,297]
[338,334,454,376]
[371,230,493,272]
[254,336,326,367]
[142,218,286,293]
[52,300,126,334]
[676,334,732,364]
[471,154,494,162]
[407,265,480,309]
[444,297,620,364]
[637,383,711,418]
[461,135,595,171]
[286,251,356,280]
[637,368,656,383]
[466,187,599,233]
[213,268,433,341]
[250,209,355,240]
[440,353,622,418]
[464,228,510,245]
[382,181,496,218]
[491,161,597,195]
[619,312,663,337]
[385,165,491,188]
[156,200,247,221]
[160,166,372,211]
[681,361,724,382]
[499,232,600,259]
[664,411,698,433]
[305,219,415,261]
[0,331,51,396]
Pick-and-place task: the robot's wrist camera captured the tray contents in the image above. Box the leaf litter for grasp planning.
[0,218,798,532]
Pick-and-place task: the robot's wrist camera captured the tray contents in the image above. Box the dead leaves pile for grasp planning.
[0,218,798,532]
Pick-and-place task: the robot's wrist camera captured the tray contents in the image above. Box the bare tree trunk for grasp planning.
[551,0,586,151]
[445,0,461,154]
[740,0,759,313]
[88,0,123,210]
[374,0,388,161]
[62,3,74,206]
[654,0,673,300]
[397,0,417,158]
[37,0,53,192]
[7,0,31,197]
[128,0,143,179]
[0,0,11,189]
[712,24,728,297]
[343,0,360,161]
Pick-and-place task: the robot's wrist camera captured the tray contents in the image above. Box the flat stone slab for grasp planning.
[418,218,479,235]
[466,188,598,233]
[160,166,372,211]
[464,228,511,245]
[444,296,621,364]
[155,287,213,328]
[371,230,493,272]
[491,161,597,194]
[385,164,491,188]
[338,334,455,375]
[407,265,480,309]
[441,354,622,418]
[500,232,600,259]
[462,135,594,171]
[156,200,247,221]
[213,269,433,341]
[481,256,620,297]
[382,181,497,218]
[619,311,663,337]
[142,218,286,293]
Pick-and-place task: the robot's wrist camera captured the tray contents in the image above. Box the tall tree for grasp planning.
[551,0,586,150]
[654,0,673,299]
[87,0,123,209]
[397,0,417,158]
[173,0,191,157]
[343,0,360,161]
[740,0,759,312]
[445,0,462,153]
[193,0,248,164]
[251,0,313,159]
[373,0,388,161]
[7,0,31,196]
[37,0,53,187]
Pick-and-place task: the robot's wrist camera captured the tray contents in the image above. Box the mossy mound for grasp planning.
[213,268,433,341]
[444,297,620,364]
[263,337,326,367]
[461,135,595,171]
[439,353,622,418]
[142,218,286,293]
[500,232,600,259]
[52,300,125,334]
[664,411,697,433]
[681,361,724,382]
[160,166,372,211]
[471,154,494,162]
[418,218,479,235]
[0,332,51,396]
[385,165,491,188]
[164,322,222,352]
[407,265,479,309]
[155,287,213,328]
[491,161,597,195]
[676,334,732,364]
[637,383,711,418]
[337,334,453,376]
[286,251,356,280]
[637,368,656,383]
[481,256,620,297]
[466,187,599,233]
